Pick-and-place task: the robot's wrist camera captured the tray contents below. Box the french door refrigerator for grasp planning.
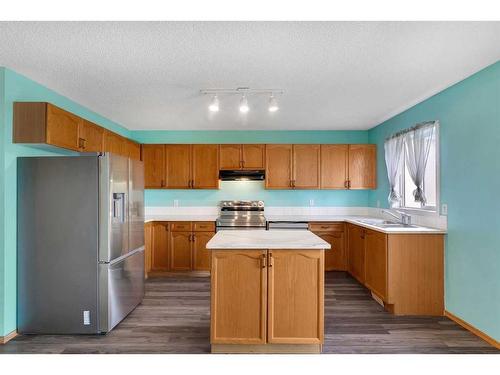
[17,153,145,334]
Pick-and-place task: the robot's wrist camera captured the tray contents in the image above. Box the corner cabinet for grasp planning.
[309,222,346,271]
[346,223,444,316]
[211,249,324,352]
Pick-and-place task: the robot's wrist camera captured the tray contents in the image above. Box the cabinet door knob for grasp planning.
[269,252,274,267]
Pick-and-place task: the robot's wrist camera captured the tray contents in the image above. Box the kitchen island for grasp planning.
[206,230,330,353]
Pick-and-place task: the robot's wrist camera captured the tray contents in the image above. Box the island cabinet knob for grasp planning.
[269,252,274,267]
[261,254,267,268]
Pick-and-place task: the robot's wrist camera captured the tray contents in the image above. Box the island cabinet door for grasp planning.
[211,250,267,344]
[267,250,324,344]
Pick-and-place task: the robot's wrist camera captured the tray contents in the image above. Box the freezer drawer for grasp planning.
[98,247,145,332]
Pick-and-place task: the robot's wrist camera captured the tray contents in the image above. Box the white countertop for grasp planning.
[145,215,218,222]
[145,214,446,234]
[267,215,447,234]
[206,230,331,250]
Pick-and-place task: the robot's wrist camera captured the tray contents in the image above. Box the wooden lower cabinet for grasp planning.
[309,222,346,271]
[170,231,193,271]
[346,223,444,316]
[347,223,366,283]
[267,250,324,344]
[145,221,215,274]
[193,232,213,271]
[145,221,169,272]
[364,229,388,300]
[211,249,324,350]
[211,250,267,344]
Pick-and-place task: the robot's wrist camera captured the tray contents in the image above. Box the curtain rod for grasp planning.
[385,120,437,142]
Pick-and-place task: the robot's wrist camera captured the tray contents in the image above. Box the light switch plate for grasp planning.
[309,199,314,207]
[441,203,448,215]
[173,200,179,207]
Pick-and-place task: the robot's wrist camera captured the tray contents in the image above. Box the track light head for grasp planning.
[239,95,249,113]
[208,95,219,112]
[268,95,279,112]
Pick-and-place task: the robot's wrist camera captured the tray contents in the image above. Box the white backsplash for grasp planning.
[145,205,447,230]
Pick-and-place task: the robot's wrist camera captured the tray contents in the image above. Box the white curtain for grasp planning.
[384,135,404,206]
[404,122,436,205]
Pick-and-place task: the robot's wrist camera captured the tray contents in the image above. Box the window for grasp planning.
[394,123,439,212]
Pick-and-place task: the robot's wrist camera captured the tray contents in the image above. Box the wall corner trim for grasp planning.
[0,330,18,345]
[444,310,500,350]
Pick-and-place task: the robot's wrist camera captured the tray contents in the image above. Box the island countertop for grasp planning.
[206,229,331,250]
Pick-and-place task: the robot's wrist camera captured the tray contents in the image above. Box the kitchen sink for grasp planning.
[356,219,417,229]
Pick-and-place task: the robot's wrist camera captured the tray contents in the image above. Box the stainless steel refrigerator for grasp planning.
[17,153,145,334]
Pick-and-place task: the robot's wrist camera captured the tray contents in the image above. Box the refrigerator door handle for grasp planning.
[112,193,125,223]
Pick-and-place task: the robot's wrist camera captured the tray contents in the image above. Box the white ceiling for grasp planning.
[1,22,500,131]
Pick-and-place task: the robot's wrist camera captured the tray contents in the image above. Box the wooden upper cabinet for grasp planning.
[265,144,293,189]
[292,144,320,189]
[320,144,348,189]
[242,144,265,169]
[219,144,242,170]
[211,250,267,344]
[127,140,141,160]
[143,144,166,188]
[348,144,377,189]
[79,120,104,152]
[267,250,324,344]
[347,224,366,284]
[219,144,265,170]
[14,102,139,158]
[13,102,82,151]
[364,230,388,300]
[165,144,192,189]
[192,144,219,189]
[45,104,81,151]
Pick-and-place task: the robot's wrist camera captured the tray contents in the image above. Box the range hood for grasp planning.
[219,170,265,181]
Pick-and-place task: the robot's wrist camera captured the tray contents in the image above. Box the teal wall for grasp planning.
[368,61,500,341]
[0,68,131,336]
[132,130,368,144]
[132,130,371,208]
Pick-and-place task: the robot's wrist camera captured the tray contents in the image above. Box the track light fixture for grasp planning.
[201,87,283,114]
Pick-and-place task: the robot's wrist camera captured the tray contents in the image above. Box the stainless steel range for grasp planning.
[216,200,266,231]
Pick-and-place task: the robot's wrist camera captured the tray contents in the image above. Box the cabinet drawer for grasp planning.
[309,222,344,233]
[170,222,193,232]
[193,221,215,232]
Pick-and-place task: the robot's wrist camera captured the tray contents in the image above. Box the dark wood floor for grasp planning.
[1,272,498,354]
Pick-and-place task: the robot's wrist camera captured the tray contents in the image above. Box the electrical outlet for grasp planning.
[309,199,314,207]
[173,200,179,207]
[376,200,380,208]
[83,310,90,325]
[441,203,448,215]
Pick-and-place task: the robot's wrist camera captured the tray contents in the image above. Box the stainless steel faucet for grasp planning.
[382,209,412,225]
